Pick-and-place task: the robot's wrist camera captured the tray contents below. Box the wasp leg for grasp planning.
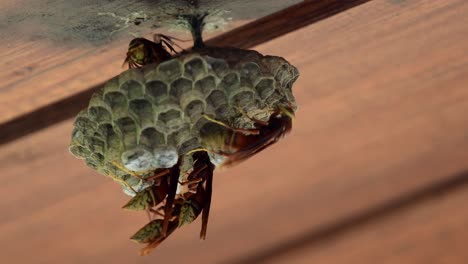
[157,34,188,51]
[161,158,182,237]
[202,114,260,135]
[145,209,153,221]
[153,34,185,54]
[145,168,170,182]
[235,106,270,127]
[185,163,208,182]
[157,33,190,43]
[191,151,215,239]
[148,208,165,218]
[178,177,203,186]
[161,39,179,54]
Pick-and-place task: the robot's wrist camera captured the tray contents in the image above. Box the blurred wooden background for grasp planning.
[1,0,468,263]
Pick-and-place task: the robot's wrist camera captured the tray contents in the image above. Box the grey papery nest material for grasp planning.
[69,46,299,195]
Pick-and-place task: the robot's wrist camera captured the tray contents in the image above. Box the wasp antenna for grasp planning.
[161,39,179,54]
[158,34,191,43]
[169,41,187,52]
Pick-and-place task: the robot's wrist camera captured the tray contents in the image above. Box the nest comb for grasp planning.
[69,46,298,194]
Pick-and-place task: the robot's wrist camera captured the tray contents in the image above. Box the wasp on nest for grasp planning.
[69,14,299,255]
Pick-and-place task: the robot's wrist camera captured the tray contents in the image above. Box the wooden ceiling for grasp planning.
[1,0,468,263]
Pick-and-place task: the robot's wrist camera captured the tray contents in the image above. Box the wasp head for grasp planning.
[124,37,173,69]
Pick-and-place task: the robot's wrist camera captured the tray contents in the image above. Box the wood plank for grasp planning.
[0,0,373,145]
[205,0,372,48]
[262,173,468,264]
[0,38,126,122]
[1,0,468,263]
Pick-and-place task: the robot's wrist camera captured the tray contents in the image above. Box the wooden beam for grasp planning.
[0,86,97,145]
[205,0,372,48]
[0,0,372,146]
[227,170,468,264]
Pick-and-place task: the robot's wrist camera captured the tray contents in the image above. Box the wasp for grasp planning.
[131,183,209,256]
[123,34,186,68]
[117,18,295,255]
[125,151,214,255]
[202,105,295,167]
[125,105,293,255]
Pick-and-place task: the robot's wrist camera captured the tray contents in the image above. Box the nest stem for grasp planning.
[184,13,208,49]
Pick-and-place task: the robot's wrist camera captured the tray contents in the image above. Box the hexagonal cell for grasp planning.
[207,90,227,109]
[88,91,110,111]
[88,106,112,124]
[90,152,105,164]
[121,146,155,172]
[160,109,185,132]
[275,63,295,85]
[116,117,138,147]
[179,137,200,155]
[103,76,120,93]
[184,99,205,118]
[192,115,210,133]
[120,80,144,100]
[145,80,168,101]
[71,127,85,144]
[194,75,217,95]
[152,146,179,168]
[69,145,91,159]
[264,91,283,108]
[157,59,183,82]
[85,158,100,170]
[158,109,182,124]
[170,78,192,98]
[205,57,229,78]
[178,89,204,112]
[83,136,106,155]
[219,72,240,96]
[184,57,207,80]
[74,116,97,136]
[104,92,128,118]
[240,62,261,83]
[139,127,165,148]
[169,123,192,143]
[96,122,114,138]
[129,99,155,127]
[230,91,255,108]
[215,104,231,120]
[254,78,275,100]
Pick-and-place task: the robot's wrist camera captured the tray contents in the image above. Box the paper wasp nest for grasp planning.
[69,47,298,194]
[69,14,299,253]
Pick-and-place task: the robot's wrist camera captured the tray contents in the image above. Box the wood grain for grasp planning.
[1,0,468,263]
[0,0,373,145]
[205,0,372,48]
[0,38,126,123]
[0,20,241,125]
[265,174,468,264]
